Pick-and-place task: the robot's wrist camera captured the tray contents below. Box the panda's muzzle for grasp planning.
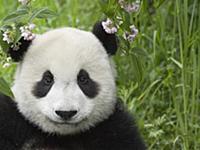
[55,110,77,121]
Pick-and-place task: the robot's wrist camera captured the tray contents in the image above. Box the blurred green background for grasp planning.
[0,0,199,149]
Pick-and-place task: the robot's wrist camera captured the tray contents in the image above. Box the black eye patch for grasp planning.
[77,69,99,98]
[32,70,54,98]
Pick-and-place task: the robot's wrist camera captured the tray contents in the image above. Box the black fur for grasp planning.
[77,69,99,98]
[92,21,118,55]
[0,94,146,150]
[8,38,32,62]
[32,70,54,98]
[0,94,33,150]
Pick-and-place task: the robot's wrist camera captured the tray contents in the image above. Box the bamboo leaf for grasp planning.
[131,54,143,82]
[2,9,28,23]
[132,47,149,57]
[35,9,57,19]
[170,57,183,69]
[0,31,9,53]
[0,77,14,98]
[29,8,57,22]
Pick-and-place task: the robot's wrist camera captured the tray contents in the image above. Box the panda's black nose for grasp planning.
[55,110,77,120]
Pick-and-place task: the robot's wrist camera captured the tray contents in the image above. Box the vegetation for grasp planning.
[0,0,199,149]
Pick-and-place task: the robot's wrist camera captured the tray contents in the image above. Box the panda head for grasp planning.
[11,21,118,135]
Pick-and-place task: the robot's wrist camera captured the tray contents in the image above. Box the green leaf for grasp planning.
[132,47,148,57]
[2,13,20,23]
[0,31,9,53]
[0,25,12,31]
[170,57,183,69]
[0,77,14,98]
[131,54,144,82]
[17,5,29,12]
[2,8,29,24]
[13,28,22,44]
[16,8,29,15]
[29,8,57,22]
[35,9,57,19]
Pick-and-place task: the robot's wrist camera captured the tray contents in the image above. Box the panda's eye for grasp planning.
[32,70,54,98]
[78,75,89,84]
[77,69,99,98]
[78,70,89,85]
[42,71,54,85]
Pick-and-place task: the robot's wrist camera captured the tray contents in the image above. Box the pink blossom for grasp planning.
[124,2,140,13]
[124,25,139,42]
[29,23,36,30]
[118,0,140,13]
[102,19,117,34]
[18,0,29,5]
[20,24,36,41]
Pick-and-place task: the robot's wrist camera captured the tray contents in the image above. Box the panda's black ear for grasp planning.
[8,38,32,62]
[92,21,118,56]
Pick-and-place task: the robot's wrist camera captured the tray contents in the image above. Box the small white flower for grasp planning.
[118,0,125,8]
[21,31,35,41]
[102,19,117,34]
[124,25,139,42]
[18,0,29,5]
[19,26,25,32]
[3,63,11,68]
[124,2,140,13]
[116,16,123,26]
[27,34,36,41]
[2,30,13,44]
[126,34,136,42]
[118,0,140,13]
[6,57,11,62]
[28,23,35,30]
[3,56,11,68]
[11,24,16,30]
[20,24,36,41]
[21,31,29,38]
[11,43,21,51]
[118,21,123,25]
[130,25,139,35]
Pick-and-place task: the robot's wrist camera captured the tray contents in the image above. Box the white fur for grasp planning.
[12,28,116,135]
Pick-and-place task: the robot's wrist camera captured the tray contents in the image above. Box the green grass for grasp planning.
[0,0,199,149]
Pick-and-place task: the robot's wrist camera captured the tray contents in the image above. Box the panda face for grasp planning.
[12,28,116,135]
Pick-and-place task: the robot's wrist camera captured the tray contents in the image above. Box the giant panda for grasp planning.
[0,21,146,150]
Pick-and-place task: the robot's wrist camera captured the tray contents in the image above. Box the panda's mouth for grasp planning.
[46,116,88,126]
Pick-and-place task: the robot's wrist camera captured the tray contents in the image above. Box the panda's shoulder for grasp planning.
[96,100,137,132]
[0,94,32,149]
[0,94,19,117]
[83,100,146,149]
[0,93,30,134]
